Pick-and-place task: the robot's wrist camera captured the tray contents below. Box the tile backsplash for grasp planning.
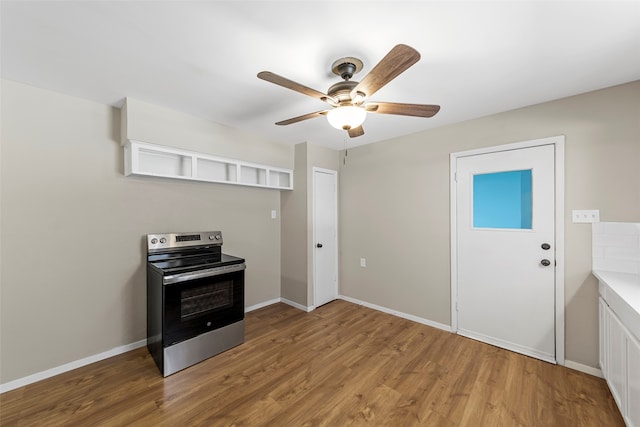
[592,222,640,274]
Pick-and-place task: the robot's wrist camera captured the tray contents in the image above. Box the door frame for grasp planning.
[450,136,565,364]
[312,167,339,308]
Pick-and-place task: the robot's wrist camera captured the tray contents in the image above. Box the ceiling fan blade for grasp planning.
[348,125,364,138]
[350,44,420,99]
[367,102,440,118]
[275,110,328,126]
[258,71,329,102]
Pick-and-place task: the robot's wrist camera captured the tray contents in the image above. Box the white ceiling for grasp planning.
[2,1,640,150]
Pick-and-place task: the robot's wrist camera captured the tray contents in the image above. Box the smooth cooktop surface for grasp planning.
[150,253,245,274]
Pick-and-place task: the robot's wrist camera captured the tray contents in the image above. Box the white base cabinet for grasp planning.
[124,140,293,190]
[600,294,640,427]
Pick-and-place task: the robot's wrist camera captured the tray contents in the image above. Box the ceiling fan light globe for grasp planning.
[327,106,366,131]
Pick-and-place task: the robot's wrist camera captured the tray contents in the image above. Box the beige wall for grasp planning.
[281,143,308,305]
[339,81,640,368]
[2,78,637,385]
[123,97,292,168]
[281,142,339,307]
[0,80,292,384]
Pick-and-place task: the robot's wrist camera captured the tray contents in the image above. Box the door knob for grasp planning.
[316,243,323,248]
[541,243,551,250]
[541,259,551,266]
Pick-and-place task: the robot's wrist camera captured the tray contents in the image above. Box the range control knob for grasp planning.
[214,234,221,240]
[150,238,158,244]
[159,237,167,244]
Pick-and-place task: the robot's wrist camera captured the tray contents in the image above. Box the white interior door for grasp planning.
[313,168,338,307]
[455,144,556,362]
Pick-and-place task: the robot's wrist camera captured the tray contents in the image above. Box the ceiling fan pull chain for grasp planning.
[344,137,348,165]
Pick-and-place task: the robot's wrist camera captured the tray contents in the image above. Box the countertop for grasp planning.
[594,269,640,341]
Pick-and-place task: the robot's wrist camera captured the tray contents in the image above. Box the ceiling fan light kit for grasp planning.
[326,106,367,130]
[258,44,440,138]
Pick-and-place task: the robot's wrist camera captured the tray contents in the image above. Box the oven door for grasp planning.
[162,263,245,347]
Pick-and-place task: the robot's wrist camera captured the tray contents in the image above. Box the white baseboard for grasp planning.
[281,297,314,312]
[339,295,453,332]
[247,297,314,313]
[246,298,281,313]
[0,339,148,394]
[564,360,603,378]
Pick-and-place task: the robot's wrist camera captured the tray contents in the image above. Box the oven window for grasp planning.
[180,281,233,320]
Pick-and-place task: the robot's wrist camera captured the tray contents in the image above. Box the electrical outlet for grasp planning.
[572,209,600,223]
[271,210,277,219]
[360,258,366,267]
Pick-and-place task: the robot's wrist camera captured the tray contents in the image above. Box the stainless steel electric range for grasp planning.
[146,231,245,377]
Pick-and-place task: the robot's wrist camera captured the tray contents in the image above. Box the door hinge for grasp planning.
[456,301,459,311]
[454,172,457,182]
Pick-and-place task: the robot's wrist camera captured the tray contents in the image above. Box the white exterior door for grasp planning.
[454,143,557,362]
[313,168,338,307]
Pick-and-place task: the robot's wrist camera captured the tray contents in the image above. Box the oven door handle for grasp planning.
[163,263,246,285]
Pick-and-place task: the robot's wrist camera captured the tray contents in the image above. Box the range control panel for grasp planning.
[147,231,222,251]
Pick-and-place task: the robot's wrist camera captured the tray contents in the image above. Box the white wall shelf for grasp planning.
[124,140,293,190]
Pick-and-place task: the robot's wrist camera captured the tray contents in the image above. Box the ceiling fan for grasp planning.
[257,44,440,138]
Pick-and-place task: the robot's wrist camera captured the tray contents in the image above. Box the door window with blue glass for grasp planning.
[473,169,532,229]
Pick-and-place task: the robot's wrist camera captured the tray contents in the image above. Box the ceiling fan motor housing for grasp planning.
[328,80,359,104]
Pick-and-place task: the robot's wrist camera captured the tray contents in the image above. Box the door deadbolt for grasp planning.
[541,259,551,267]
[541,243,551,250]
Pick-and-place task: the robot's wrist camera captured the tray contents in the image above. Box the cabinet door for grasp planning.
[607,308,626,413]
[599,297,608,377]
[628,332,640,427]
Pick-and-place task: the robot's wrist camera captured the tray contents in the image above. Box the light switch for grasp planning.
[360,258,366,267]
[572,209,600,223]
[271,210,277,219]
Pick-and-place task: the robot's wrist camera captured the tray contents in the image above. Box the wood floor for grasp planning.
[0,300,624,426]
